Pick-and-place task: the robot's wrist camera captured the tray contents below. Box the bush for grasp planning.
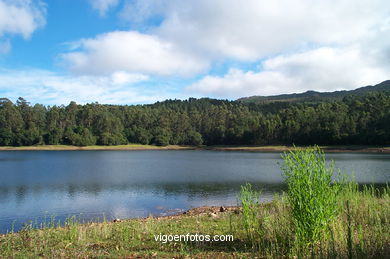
[0,128,14,145]
[185,131,203,146]
[125,127,151,145]
[98,132,127,145]
[73,128,96,146]
[152,128,171,146]
[281,146,340,250]
[44,128,63,145]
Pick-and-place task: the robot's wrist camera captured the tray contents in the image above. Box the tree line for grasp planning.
[0,92,389,147]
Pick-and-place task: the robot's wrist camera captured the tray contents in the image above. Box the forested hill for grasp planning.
[0,82,389,147]
[238,80,390,104]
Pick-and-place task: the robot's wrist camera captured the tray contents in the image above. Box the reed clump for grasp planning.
[281,146,341,254]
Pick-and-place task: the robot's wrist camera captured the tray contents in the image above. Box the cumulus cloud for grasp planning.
[0,0,45,54]
[0,0,45,39]
[59,0,390,99]
[60,31,208,76]
[187,47,390,98]
[121,0,390,60]
[0,69,173,105]
[88,0,120,16]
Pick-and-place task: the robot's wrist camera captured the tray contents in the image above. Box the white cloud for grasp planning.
[0,0,45,54]
[60,31,208,76]
[121,0,390,60]
[88,0,120,16]
[58,0,390,99]
[110,71,147,85]
[187,47,390,98]
[0,0,45,39]
[0,69,172,105]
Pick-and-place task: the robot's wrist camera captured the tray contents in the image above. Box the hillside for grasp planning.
[237,80,390,104]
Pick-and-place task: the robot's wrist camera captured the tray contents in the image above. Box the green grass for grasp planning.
[0,186,388,258]
[239,183,261,250]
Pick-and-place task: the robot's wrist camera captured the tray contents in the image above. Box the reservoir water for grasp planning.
[0,150,388,233]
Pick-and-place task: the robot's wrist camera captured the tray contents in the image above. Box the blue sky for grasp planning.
[0,0,389,105]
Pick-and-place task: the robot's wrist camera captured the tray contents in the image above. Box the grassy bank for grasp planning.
[0,144,389,153]
[0,184,388,258]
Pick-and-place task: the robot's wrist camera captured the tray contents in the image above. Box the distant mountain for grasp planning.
[237,80,390,104]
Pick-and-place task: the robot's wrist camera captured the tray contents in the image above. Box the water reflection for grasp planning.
[0,182,288,201]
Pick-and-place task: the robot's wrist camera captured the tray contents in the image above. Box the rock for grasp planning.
[208,212,218,218]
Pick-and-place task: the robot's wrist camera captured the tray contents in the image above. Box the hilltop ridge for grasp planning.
[237,80,390,104]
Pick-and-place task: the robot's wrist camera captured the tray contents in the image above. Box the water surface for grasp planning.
[0,150,388,233]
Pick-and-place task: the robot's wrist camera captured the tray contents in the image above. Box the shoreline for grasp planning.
[119,206,241,224]
[0,206,239,235]
[0,144,389,153]
[1,192,388,258]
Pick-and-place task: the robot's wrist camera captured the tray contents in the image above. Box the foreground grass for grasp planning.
[1,186,389,258]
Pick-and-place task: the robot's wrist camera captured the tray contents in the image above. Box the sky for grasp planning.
[0,0,389,105]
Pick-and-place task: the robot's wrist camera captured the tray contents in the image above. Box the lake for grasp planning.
[0,150,389,233]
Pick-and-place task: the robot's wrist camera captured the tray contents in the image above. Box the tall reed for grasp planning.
[239,183,261,249]
[281,146,341,252]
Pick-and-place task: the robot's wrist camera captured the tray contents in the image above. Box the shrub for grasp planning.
[98,132,127,145]
[152,128,171,146]
[185,131,203,146]
[281,146,340,250]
